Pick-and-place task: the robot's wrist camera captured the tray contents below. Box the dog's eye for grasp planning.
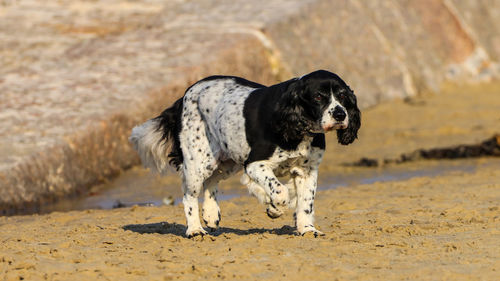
[338,93,346,102]
[314,93,322,101]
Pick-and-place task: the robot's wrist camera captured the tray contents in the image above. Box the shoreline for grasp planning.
[37,156,499,215]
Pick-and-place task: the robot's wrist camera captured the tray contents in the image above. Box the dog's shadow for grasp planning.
[123,222,296,238]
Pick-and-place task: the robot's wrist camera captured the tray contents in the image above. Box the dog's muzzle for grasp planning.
[332,106,346,122]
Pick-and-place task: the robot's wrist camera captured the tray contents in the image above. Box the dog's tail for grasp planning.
[129,98,184,174]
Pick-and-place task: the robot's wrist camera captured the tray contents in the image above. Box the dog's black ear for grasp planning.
[273,79,310,141]
[284,78,303,102]
[337,93,361,145]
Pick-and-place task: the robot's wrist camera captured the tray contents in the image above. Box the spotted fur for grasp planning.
[129,70,361,238]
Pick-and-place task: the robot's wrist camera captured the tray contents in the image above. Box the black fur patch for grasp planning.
[311,133,326,150]
[155,97,184,169]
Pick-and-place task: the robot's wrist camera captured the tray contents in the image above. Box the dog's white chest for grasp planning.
[275,139,313,160]
[269,139,314,176]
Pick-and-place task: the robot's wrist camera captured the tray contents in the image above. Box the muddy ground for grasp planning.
[1,82,500,280]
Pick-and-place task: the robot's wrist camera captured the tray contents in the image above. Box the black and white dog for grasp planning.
[130,70,360,237]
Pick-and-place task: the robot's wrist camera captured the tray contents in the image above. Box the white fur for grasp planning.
[129,119,174,175]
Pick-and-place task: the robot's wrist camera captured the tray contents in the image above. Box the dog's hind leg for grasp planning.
[202,178,220,232]
[185,158,245,237]
[181,169,209,238]
[179,105,220,238]
[202,160,240,231]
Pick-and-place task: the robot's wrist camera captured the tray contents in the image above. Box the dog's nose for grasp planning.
[332,106,346,121]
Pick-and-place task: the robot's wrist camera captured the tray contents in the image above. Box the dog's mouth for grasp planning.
[322,122,347,132]
[323,126,334,132]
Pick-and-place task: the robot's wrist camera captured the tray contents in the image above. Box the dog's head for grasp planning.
[277,70,361,145]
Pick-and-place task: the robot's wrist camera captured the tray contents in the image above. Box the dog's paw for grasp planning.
[298,227,325,238]
[271,185,289,207]
[186,227,208,239]
[203,218,220,232]
[266,203,285,219]
[202,207,221,230]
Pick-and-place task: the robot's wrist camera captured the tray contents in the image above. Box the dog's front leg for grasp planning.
[245,161,289,210]
[292,166,324,237]
[242,177,285,219]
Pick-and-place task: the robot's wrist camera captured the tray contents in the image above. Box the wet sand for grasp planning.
[1,82,500,280]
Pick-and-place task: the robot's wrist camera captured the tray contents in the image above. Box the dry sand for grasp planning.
[1,83,500,280]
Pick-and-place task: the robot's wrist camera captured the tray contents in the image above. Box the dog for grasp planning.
[129,70,361,238]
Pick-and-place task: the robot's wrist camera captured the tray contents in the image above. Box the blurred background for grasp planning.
[0,0,499,215]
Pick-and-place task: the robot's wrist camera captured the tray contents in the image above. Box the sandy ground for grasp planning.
[1,82,500,280]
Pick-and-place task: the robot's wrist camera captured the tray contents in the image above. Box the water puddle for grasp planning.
[39,158,500,214]
[320,160,479,190]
